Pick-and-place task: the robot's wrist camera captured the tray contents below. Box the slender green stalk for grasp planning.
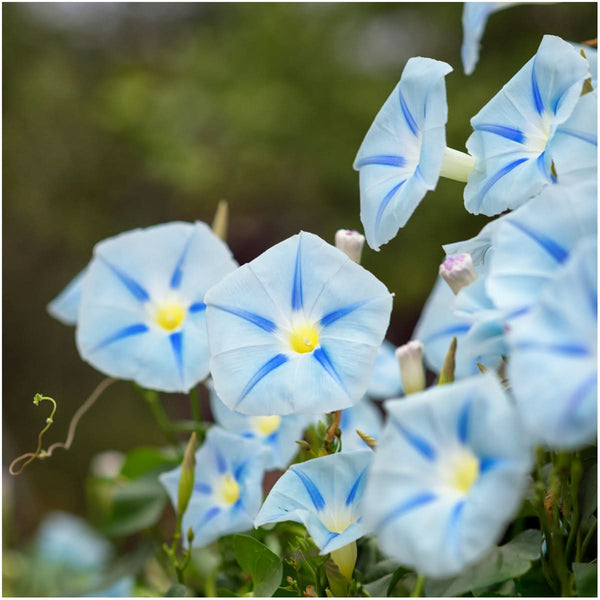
[144,390,179,446]
[189,386,202,423]
[565,455,583,561]
[578,519,597,562]
[410,574,425,597]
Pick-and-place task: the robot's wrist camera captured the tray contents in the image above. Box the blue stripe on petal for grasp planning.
[194,482,212,494]
[215,448,227,474]
[531,62,544,115]
[423,323,471,343]
[313,347,348,395]
[394,422,437,461]
[169,331,184,383]
[398,89,419,136]
[323,531,340,548]
[101,258,150,302]
[291,467,326,511]
[447,500,465,546]
[213,305,277,333]
[379,491,437,528]
[562,371,597,420]
[346,468,367,506]
[506,220,569,264]
[170,233,194,289]
[197,506,221,528]
[237,353,289,406]
[457,400,471,445]
[475,124,525,143]
[189,302,206,313]
[93,323,149,351]
[320,300,368,328]
[375,180,407,233]
[355,154,406,169]
[234,461,248,480]
[536,151,548,177]
[558,128,597,146]
[291,238,304,311]
[475,158,528,212]
[479,457,502,474]
[515,341,589,356]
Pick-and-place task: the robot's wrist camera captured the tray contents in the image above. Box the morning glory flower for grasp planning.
[205,231,393,415]
[34,511,134,597]
[354,57,474,250]
[365,339,403,400]
[464,35,590,216]
[159,427,266,548]
[47,268,87,326]
[255,450,372,578]
[75,222,237,393]
[208,383,313,470]
[508,238,597,449]
[339,398,383,452]
[486,182,597,317]
[361,373,533,577]
[413,276,505,378]
[461,2,515,75]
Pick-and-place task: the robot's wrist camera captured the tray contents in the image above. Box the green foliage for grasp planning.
[425,530,542,597]
[572,563,597,597]
[120,446,180,480]
[233,534,284,597]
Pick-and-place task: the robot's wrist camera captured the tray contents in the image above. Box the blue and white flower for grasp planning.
[209,384,313,470]
[75,222,237,393]
[361,373,533,577]
[205,231,393,415]
[255,450,372,578]
[508,238,597,449]
[159,427,266,548]
[354,57,473,250]
[465,35,590,215]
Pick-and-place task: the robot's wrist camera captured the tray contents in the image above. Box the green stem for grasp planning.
[410,574,425,597]
[565,454,583,561]
[578,519,597,562]
[189,386,202,423]
[144,391,179,447]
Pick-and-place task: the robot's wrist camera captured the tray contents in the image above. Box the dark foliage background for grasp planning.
[3,1,596,548]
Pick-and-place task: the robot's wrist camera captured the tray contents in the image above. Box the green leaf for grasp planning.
[580,460,597,525]
[324,557,347,597]
[103,477,167,536]
[425,530,541,597]
[573,563,597,597]
[233,534,283,597]
[165,583,189,597]
[120,446,180,480]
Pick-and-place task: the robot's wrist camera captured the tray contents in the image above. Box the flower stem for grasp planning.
[439,147,474,183]
[410,574,425,597]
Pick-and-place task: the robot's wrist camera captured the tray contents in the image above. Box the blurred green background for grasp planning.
[3,1,596,552]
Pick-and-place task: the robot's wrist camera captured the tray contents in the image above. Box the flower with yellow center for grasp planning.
[289,323,320,354]
[218,474,240,505]
[252,415,282,437]
[155,302,187,331]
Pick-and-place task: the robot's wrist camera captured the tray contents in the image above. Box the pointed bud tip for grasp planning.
[335,229,365,263]
[396,341,426,395]
[439,253,477,295]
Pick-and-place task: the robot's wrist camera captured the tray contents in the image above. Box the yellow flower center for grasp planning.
[289,323,319,354]
[155,302,186,331]
[218,474,240,505]
[253,415,282,436]
[450,450,480,494]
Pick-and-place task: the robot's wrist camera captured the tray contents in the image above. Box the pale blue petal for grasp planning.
[209,384,312,470]
[47,267,87,326]
[36,511,112,570]
[465,35,589,215]
[366,340,403,399]
[340,398,383,452]
[548,90,597,186]
[486,184,597,315]
[255,451,372,553]
[508,239,597,448]
[206,232,392,415]
[354,58,452,250]
[159,427,266,548]
[461,3,514,76]
[362,374,532,577]
[571,43,597,88]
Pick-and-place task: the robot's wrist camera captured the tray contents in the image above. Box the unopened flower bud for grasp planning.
[439,253,477,295]
[396,341,426,395]
[177,432,197,517]
[335,229,365,263]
